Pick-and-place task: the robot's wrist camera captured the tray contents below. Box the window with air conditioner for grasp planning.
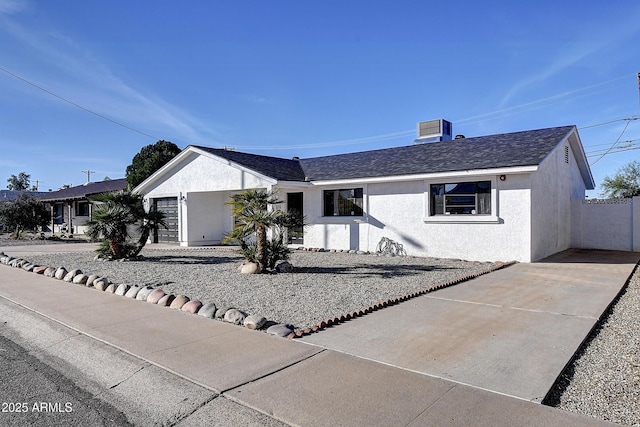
[430,181,491,215]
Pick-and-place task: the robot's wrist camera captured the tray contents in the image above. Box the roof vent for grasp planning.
[454,134,466,139]
[415,119,452,143]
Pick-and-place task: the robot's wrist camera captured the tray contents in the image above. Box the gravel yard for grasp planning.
[22,247,498,330]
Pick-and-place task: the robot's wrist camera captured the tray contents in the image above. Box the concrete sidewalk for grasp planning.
[0,247,634,426]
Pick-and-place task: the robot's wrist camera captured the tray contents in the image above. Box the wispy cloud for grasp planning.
[0,0,27,15]
[0,5,222,145]
[499,9,640,108]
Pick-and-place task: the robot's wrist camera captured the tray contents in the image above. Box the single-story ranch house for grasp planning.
[39,178,128,235]
[134,122,595,262]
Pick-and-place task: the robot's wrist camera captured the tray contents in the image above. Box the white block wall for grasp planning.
[571,197,640,251]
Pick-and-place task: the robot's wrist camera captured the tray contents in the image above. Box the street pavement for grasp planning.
[0,331,132,426]
[0,243,636,426]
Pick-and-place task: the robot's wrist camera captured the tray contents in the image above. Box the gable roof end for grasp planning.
[191,146,307,181]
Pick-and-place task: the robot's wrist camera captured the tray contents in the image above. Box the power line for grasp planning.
[587,145,640,158]
[579,116,639,130]
[584,138,639,149]
[586,138,639,151]
[0,65,159,141]
[1,64,636,153]
[590,119,634,166]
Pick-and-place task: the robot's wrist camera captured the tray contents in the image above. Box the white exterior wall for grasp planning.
[420,174,532,262]
[142,152,275,245]
[300,174,533,262]
[530,142,586,261]
[571,198,636,251]
[185,191,235,245]
[144,153,274,195]
[301,186,362,250]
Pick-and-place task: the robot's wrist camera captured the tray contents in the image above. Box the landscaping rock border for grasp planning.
[0,250,515,339]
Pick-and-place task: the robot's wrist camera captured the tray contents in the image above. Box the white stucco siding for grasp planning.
[300,177,532,262]
[421,174,532,262]
[571,199,634,251]
[143,153,275,197]
[531,141,586,260]
[301,187,361,250]
[364,181,426,254]
[185,191,235,245]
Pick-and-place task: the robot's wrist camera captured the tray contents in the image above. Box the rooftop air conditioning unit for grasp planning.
[415,119,453,143]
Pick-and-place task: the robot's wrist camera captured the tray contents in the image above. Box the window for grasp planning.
[430,181,491,215]
[75,201,90,216]
[323,188,363,216]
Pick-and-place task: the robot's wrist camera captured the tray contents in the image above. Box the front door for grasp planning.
[287,192,304,245]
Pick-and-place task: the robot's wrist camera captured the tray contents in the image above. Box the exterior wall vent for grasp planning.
[415,119,453,143]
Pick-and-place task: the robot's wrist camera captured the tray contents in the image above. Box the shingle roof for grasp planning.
[299,126,575,181]
[191,126,577,182]
[38,178,128,202]
[192,146,306,181]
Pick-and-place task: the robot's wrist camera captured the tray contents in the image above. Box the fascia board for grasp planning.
[273,181,313,188]
[567,129,596,190]
[308,166,538,186]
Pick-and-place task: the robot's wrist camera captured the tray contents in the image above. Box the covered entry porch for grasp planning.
[150,188,306,247]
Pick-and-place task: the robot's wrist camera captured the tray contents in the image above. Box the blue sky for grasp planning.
[0,1,638,197]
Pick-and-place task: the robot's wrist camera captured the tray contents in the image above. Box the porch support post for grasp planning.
[67,203,72,234]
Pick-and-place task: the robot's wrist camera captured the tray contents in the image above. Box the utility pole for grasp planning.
[32,180,43,191]
[81,170,95,183]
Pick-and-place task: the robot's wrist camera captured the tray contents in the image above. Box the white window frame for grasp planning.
[423,176,499,223]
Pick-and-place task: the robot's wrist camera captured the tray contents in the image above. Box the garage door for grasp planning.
[153,197,178,243]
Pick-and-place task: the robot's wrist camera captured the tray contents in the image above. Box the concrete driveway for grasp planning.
[300,249,640,402]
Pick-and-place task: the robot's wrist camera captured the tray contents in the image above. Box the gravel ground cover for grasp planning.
[545,265,640,426]
[22,247,498,330]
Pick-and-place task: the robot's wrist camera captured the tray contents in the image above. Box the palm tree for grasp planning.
[85,202,133,259]
[86,190,165,259]
[132,206,166,257]
[224,189,288,271]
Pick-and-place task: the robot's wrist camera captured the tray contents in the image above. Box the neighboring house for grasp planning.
[39,179,128,235]
[134,122,595,262]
